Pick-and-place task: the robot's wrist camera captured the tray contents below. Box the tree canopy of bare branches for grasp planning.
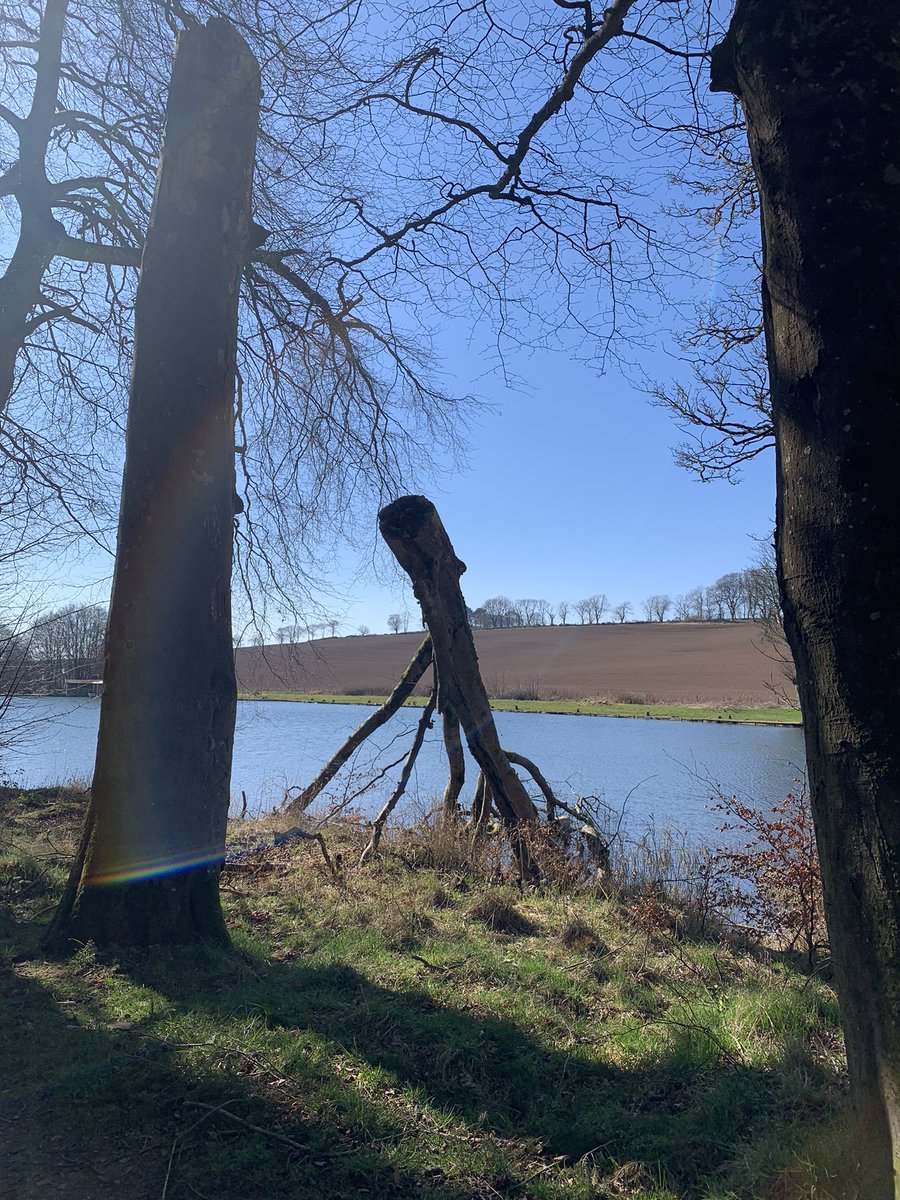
[0,0,726,616]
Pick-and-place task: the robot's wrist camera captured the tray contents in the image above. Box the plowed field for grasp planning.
[236,621,793,707]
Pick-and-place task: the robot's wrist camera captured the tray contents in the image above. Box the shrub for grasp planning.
[712,784,827,968]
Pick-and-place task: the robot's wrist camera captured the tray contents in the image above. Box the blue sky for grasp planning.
[55,325,774,640]
[328,335,773,635]
[7,0,770,638]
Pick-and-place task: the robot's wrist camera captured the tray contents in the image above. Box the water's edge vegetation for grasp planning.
[1,786,855,1199]
[240,691,802,727]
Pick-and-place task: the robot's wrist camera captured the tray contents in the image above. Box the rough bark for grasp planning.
[713,4,900,1190]
[360,690,437,864]
[378,495,538,825]
[46,20,259,948]
[440,706,466,817]
[283,636,433,815]
[469,771,491,838]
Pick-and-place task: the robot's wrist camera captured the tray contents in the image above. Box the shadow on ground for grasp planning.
[1,916,851,1200]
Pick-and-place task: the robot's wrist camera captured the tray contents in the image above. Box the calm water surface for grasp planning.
[2,697,805,844]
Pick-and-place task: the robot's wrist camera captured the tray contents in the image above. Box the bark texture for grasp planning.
[378,496,538,825]
[47,20,259,948]
[440,706,466,816]
[713,3,900,1190]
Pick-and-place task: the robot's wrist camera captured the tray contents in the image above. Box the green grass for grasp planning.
[0,787,857,1199]
[239,691,802,726]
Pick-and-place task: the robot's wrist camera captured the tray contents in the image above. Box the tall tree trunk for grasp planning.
[714,4,900,1191]
[46,20,259,948]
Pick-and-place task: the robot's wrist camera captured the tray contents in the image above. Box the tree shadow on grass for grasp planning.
[1,952,551,1200]
[119,945,845,1198]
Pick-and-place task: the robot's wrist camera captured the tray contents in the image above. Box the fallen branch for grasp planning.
[504,750,558,821]
[283,635,433,814]
[360,688,437,865]
[181,1101,312,1152]
[274,826,341,881]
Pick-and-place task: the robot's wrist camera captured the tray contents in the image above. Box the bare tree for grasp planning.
[586,593,609,624]
[29,603,106,691]
[479,596,521,629]
[612,601,632,624]
[387,613,403,635]
[518,598,550,627]
[713,572,744,620]
[643,594,672,622]
[557,600,570,626]
[0,0,698,613]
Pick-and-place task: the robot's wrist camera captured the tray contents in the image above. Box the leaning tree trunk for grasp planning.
[378,495,537,825]
[46,20,259,948]
[713,4,900,1191]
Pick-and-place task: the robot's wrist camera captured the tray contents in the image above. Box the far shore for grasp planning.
[238,690,802,727]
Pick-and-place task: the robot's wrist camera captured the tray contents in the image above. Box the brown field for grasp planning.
[236,621,794,707]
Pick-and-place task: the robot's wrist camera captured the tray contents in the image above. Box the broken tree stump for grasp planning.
[378,495,538,826]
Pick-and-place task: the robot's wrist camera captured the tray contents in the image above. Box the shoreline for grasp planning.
[237,691,802,727]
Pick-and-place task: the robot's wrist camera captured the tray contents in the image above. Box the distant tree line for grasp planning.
[464,561,779,630]
[2,605,107,694]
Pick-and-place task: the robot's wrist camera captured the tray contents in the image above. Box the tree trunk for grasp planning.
[440,705,465,817]
[713,4,900,1190]
[469,772,492,840]
[46,20,259,948]
[378,495,538,825]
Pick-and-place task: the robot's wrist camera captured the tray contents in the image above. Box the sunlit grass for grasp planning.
[0,786,853,1198]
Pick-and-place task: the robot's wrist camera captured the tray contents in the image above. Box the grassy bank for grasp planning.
[239,691,802,726]
[0,787,856,1199]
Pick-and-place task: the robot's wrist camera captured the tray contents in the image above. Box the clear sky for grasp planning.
[47,324,774,640]
[323,333,774,636]
[6,0,772,638]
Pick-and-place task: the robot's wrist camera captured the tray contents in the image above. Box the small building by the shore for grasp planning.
[63,677,103,698]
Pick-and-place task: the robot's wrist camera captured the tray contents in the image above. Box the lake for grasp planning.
[1,697,805,845]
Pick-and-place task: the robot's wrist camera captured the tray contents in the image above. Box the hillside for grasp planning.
[236,621,793,708]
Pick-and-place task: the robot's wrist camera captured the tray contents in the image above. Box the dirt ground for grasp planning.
[236,621,794,707]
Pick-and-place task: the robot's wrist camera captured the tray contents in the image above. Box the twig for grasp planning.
[360,688,437,865]
[161,1100,239,1199]
[181,1101,313,1153]
[410,954,469,973]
